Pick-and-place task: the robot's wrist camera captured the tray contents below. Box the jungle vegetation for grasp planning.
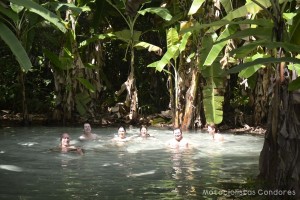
[0,0,300,198]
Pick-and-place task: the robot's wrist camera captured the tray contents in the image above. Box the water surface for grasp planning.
[0,126,264,199]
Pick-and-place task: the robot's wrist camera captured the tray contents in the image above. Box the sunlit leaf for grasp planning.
[9,0,66,33]
[238,53,268,78]
[77,78,96,93]
[138,7,172,21]
[228,57,300,74]
[188,0,205,16]
[203,25,237,66]
[0,22,32,72]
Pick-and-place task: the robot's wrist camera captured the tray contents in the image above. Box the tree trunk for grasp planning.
[19,70,29,125]
[253,67,272,126]
[259,80,300,198]
[181,64,199,130]
[52,1,86,124]
[115,44,138,123]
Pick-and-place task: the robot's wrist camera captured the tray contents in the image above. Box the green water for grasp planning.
[0,126,265,199]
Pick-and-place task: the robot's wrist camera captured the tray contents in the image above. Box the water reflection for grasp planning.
[0,126,263,199]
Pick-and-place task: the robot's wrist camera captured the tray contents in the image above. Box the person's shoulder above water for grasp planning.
[79,123,100,141]
[167,127,189,148]
[59,133,84,155]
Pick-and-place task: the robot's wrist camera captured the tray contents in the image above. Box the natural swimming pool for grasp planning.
[0,126,264,199]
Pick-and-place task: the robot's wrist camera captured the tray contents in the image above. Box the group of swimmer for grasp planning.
[58,123,224,155]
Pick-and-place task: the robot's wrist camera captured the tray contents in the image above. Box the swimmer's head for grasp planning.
[173,128,182,141]
[207,124,216,134]
[118,126,126,139]
[60,133,70,146]
[140,125,148,137]
[83,123,92,134]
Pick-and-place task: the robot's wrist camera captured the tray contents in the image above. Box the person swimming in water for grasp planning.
[166,127,189,149]
[112,126,132,142]
[133,125,156,141]
[208,124,224,141]
[79,123,100,141]
[60,133,84,155]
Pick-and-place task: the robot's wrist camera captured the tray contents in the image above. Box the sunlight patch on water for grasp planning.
[0,164,23,172]
[18,142,39,147]
[127,170,156,177]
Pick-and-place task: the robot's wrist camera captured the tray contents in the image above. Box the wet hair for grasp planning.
[140,125,147,131]
[118,125,126,132]
[208,124,218,132]
[173,127,182,134]
[60,133,70,141]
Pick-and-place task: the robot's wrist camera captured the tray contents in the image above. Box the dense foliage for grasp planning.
[1,0,300,197]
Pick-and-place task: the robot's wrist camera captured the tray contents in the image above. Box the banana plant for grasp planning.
[0,0,66,124]
[148,27,191,126]
[42,0,98,120]
[0,0,66,72]
[104,0,171,121]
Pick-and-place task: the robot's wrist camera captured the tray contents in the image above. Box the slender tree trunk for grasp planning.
[19,70,29,125]
[128,45,138,121]
[116,44,138,122]
[167,64,175,125]
[181,65,199,130]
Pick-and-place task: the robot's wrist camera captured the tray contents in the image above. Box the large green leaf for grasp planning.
[188,0,205,16]
[288,77,300,91]
[180,19,273,35]
[290,12,300,45]
[230,40,265,58]
[228,57,300,74]
[77,78,96,93]
[231,40,300,58]
[167,28,179,48]
[134,42,162,53]
[199,34,214,70]
[79,33,115,48]
[202,62,224,124]
[238,53,268,78]
[207,0,285,33]
[9,0,66,33]
[203,25,237,66]
[138,7,172,21]
[148,28,192,72]
[215,26,273,44]
[0,4,19,22]
[147,45,179,72]
[114,29,141,43]
[0,22,32,72]
[46,2,90,16]
[178,32,192,53]
[220,0,233,13]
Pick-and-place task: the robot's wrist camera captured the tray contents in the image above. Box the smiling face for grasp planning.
[118,127,126,139]
[140,127,148,137]
[173,128,183,142]
[60,133,70,147]
[83,123,92,134]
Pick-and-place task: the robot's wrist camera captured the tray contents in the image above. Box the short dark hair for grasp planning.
[140,125,147,131]
[173,127,182,134]
[60,133,69,141]
[118,125,126,132]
